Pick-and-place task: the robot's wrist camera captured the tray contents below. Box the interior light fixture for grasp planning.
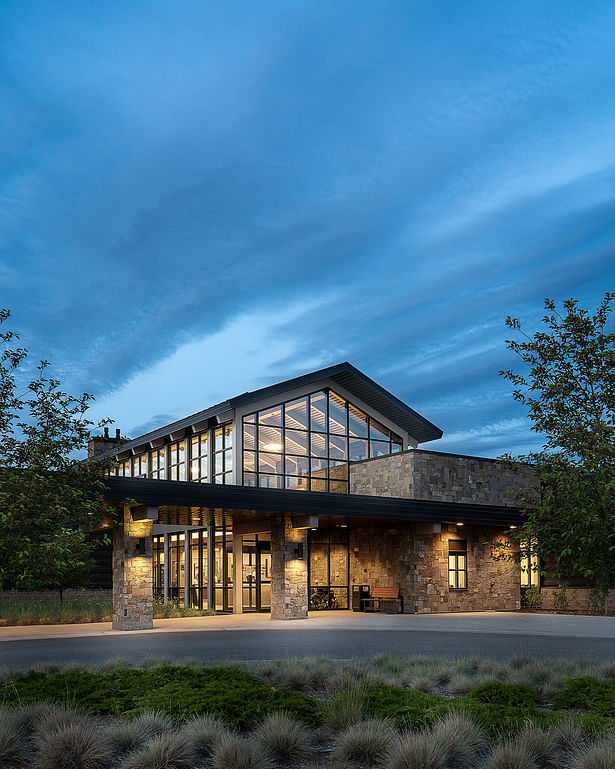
[263,443,283,451]
[509,525,518,529]
[456,522,464,526]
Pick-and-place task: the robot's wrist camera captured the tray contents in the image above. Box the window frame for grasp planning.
[448,539,468,591]
[241,388,404,493]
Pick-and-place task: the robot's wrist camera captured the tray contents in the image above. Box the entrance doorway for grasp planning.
[242,534,272,612]
[308,526,350,609]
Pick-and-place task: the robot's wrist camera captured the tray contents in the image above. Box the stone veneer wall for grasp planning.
[349,522,520,613]
[351,450,535,506]
[535,586,615,615]
[270,513,308,619]
[112,506,154,630]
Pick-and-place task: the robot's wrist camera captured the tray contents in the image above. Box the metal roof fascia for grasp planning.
[112,362,442,456]
[103,478,524,526]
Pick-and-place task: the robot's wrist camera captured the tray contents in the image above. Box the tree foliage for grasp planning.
[500,293,615,587]
[0,309,112,595]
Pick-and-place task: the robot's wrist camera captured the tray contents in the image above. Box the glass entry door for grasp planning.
[242,535,271,612]
[308,527,350,609]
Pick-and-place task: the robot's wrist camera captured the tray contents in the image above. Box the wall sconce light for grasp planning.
[293,543,304,559]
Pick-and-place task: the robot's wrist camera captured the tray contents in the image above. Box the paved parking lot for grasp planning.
[1,611,614,668]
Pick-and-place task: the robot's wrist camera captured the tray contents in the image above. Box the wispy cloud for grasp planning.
[1,0,614,457]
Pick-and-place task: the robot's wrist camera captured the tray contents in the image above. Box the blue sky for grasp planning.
[2,0,614,457]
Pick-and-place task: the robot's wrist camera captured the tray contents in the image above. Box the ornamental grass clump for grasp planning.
[120,732,195,769]
[253,712,311,764]
[322,686,366,734]
[547,720,587,756]
[104,711,172,757]
[483,740,539,769]
[569,736,615,769]
[386,731,446,769]
[211,733,274,769]
[429,712,487,768]
[333,717,396,767]
[516,723,559,769]
[33,721,110,769]
[0,709,29,767]
[181,713,233,763]
[31,702,93,739]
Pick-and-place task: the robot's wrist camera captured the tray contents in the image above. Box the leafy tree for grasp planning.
[500,293,615,591]
[0,309,113,597]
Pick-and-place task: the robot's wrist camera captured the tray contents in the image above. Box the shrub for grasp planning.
[467,681,538,708]
[212,733,273,769]
[1,666,321,727]
[33,722,110,769]
[553,678,615,717]
[121,732,195,769]
[181,713,232,762]
[362,683,445,728]
[253,712,311,764]
[333,717,396,767]
[550,586,569,612]
[522,587,543,609]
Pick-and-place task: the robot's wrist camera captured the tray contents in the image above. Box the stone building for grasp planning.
[100,362,533,630]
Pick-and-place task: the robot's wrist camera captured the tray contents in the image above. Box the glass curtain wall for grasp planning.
[153,536,164,599]
[214,425,233,484]
[308,527,350,609]
[110,423,230,482]
[214,519,234,610]
[168,533,185,602]
[155,518,234,611]
[242,390,403,492]
[189,530,208,608]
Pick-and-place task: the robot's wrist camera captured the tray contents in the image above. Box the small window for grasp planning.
[448,539,467,590]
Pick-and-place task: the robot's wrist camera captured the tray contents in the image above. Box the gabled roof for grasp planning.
[117,362,442,454]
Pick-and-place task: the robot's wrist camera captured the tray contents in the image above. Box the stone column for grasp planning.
[112,505,154,630]
[270,513,308,619]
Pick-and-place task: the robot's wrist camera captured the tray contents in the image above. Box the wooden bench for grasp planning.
[363,587,403,614]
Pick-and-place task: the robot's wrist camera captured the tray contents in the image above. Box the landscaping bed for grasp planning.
[2,655,615,766]
[0,594,212,626]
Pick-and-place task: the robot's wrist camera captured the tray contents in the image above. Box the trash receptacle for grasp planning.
[352,584,371,612]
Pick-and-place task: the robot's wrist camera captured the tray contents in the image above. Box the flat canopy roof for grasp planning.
[105,477,524,528]
[117,362,443,454]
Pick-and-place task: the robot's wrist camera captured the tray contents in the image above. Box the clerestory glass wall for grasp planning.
[242,389,403,492]
[109,424,229,484]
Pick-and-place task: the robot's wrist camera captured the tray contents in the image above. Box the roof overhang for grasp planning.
[104,477,525,528]
[114,362,443,457]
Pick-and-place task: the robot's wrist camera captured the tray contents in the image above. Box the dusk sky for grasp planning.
[2,1,614,457]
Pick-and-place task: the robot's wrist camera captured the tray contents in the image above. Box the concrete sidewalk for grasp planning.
[2,610,615,642]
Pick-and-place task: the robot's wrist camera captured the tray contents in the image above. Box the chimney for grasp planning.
[87,426,126,459]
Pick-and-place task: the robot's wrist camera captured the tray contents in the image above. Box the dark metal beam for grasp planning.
[104,477,525,527]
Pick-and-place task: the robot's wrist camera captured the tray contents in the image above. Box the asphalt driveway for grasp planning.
[1,611,614,668]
